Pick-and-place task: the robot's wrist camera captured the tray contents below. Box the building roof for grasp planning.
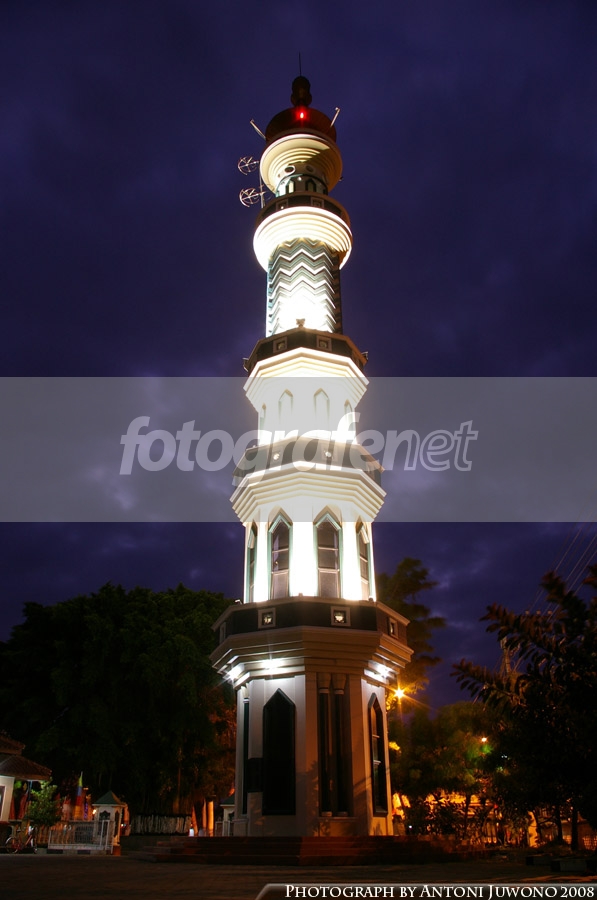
[93,790,125,807]
[0,733,25,755]
[0,754,52,781]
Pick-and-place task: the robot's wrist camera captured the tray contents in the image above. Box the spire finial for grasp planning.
[291,75,312,108]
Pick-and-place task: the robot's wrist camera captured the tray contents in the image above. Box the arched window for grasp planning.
[270,517,290,599]
[316,516,340,598]
[263,690,296,814]
[279,390,293,433]
[357,522,371,601]
[246,523,257,603]
[314,389,329,430]
[369,696,388,814]
[343,401,355,439]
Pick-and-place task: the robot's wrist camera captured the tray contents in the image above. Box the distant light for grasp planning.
[481,736,488,743]
[395,688,405,700]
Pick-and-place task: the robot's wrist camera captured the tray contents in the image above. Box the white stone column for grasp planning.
[291,520,316,596]
[341,522,361,600]
[366,525,378,601]
[254,519,269,602]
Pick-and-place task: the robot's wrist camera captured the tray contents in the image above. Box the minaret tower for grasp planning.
[211,78,411,838]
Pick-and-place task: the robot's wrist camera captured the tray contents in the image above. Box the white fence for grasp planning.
[48,819,114,854]
[129,814,192,835]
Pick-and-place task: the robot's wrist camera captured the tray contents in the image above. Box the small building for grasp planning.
[219,792,235,836]
[0,733,51,822]
[92,791,129,849]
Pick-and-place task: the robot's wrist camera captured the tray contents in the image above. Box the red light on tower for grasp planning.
[296,107,307,121]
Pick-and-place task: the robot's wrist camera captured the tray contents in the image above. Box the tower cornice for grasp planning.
[231,464,385,525]
[260,132,343,193]
[210,599,411,688]
[244,342,367,397]
[254,206,352,272]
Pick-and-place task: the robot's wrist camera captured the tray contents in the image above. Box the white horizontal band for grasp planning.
[254,207,353,271]
[260,133,343,192]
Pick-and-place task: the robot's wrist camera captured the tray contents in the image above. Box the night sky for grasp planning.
[1,1,596,709]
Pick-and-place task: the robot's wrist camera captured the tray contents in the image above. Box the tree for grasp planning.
[454,565,597,844]
[377,557,445,693]
[0,584,235,817]
[389,702,495,839]
[26,782,60,828]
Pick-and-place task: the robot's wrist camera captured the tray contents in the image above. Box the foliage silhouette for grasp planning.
[0,583,235,816]
[377,557,445,692]
[454,565,597,841]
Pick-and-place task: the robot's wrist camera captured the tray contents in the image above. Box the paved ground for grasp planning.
[0,853,595,900]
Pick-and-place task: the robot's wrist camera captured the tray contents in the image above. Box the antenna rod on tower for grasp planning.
[250,119,266,140]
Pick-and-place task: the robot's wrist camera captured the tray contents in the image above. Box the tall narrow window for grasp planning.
[262,690,296,814]
[279,391,293,433]
[369,696,388,814]
[270,518,290,599]
[318,687,332,813]
[242,699,249,815]
[333,688,349,814]
[314,389,329,430]
[247,523,257,603]
[317,517,340,598]
[357,523,371,601]
[318,680,351,816]
[343,400,354,438]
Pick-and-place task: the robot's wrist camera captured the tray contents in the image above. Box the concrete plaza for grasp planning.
[1,852,594,900]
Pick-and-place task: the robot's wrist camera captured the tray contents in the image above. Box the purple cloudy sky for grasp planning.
[1,0,596,708]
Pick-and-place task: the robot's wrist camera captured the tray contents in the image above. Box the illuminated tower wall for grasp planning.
[211,78,411,837]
